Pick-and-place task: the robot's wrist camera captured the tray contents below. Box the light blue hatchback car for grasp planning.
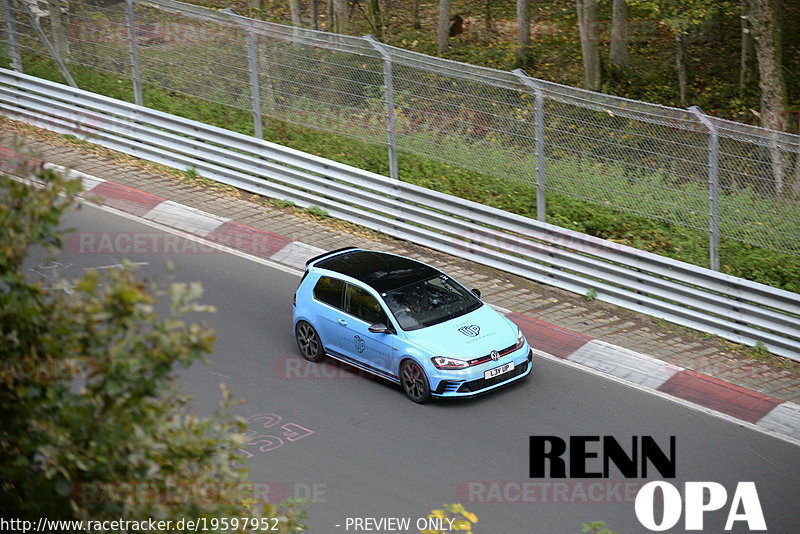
[292,247,533,403]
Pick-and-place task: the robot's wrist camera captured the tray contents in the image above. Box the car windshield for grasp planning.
[381,275,482,331]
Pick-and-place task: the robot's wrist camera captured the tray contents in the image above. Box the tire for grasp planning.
[295,321,325,362]
[400,359,431,404]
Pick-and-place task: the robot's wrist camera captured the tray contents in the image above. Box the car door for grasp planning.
[341,283,396,377]
[311,275,346,356]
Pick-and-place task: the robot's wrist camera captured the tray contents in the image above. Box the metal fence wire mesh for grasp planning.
[1,0,799,263]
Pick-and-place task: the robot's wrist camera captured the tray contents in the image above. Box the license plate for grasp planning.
[485,361,514,380]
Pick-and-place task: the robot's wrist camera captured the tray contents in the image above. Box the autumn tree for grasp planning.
[576,0,602,90]
[748,0,790,195]
[609,0,630,69]
[739,0,757,91]
[0,161,305,530]
[516,0,532,67]
[748,0,788,131]
[629,1,737,106]
[290,0,302,27]
[327,0,349,33]
[362,0,386,42]
[310,0,318,30]
[437,0,451,54]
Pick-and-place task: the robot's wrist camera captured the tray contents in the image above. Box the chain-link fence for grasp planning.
[2,0,799,269]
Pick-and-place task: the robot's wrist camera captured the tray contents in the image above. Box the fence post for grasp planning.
[364,35,398,180]
[224,8,263,140]
[16,0,76,88]
[689,105,720,271]
[124,0,143,106]
[1,0,22,72]
[513,69,546,222]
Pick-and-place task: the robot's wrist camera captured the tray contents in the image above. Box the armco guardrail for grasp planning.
[2,69,799,360]
[4,0,800,269]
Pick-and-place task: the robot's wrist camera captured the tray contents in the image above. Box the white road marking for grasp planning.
[85,261,150,270]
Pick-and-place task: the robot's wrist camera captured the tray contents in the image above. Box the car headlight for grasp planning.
[431,356,469,370]
[516,327,526,350]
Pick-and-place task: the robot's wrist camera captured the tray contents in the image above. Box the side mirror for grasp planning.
[471,288,482,299]
[369,323,395,335]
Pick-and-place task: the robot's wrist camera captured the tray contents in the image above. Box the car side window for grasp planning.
[313,276,345,309]
[345,284,388,325]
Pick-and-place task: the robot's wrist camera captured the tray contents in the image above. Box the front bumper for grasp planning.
[430,347,534,398]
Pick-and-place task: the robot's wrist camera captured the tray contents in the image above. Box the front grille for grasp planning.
[457,360,529,393]
[467,342,518,366]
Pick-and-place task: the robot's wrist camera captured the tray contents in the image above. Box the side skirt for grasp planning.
[324,350,401,385]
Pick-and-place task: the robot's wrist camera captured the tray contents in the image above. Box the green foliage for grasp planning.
[753,341,770,357]
[305,205,329,219]
[582,520,617,534]
[421,503,478,534]
[270,199,296,209]
[585,288,598,301]
[0,168,304,530]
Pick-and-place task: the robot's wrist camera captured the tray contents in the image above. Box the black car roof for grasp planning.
[313,249,440,293]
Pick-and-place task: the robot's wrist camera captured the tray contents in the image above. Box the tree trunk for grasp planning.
[675,30,688,107]
[485,0,494,36]
[609,0,629,69]
[576,0,601,91]
[749,0,788,131]
[516,0,531,66]
[290,0,302,27]
[310,0,318,30]
[334,0,349,34]
[748,0,789,195]
[739,0,756,91]
[364,0,385,41]
[327,0,335,32]
[437,0,451,54]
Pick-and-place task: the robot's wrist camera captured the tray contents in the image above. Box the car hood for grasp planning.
[406,304,518,359]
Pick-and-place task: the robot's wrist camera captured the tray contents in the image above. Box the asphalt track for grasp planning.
[31,201,800,533]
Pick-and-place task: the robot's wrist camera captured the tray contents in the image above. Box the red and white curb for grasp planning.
[507,312,800,442]
[40,162,324,271]
[3,150,799,445]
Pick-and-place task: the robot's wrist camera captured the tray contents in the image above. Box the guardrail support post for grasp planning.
[689,106,720,271]
[513,69,546,222]
[364,35,398,180]
[1,0,22,72]
[124,0,143,106]
[224,8,263,140]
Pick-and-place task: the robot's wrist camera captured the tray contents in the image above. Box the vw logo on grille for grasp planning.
[490,350,500,361]
[354,335,366,353]
[458,325,481,337]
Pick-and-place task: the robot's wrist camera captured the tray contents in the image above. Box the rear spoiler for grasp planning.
[305,246,360,269]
